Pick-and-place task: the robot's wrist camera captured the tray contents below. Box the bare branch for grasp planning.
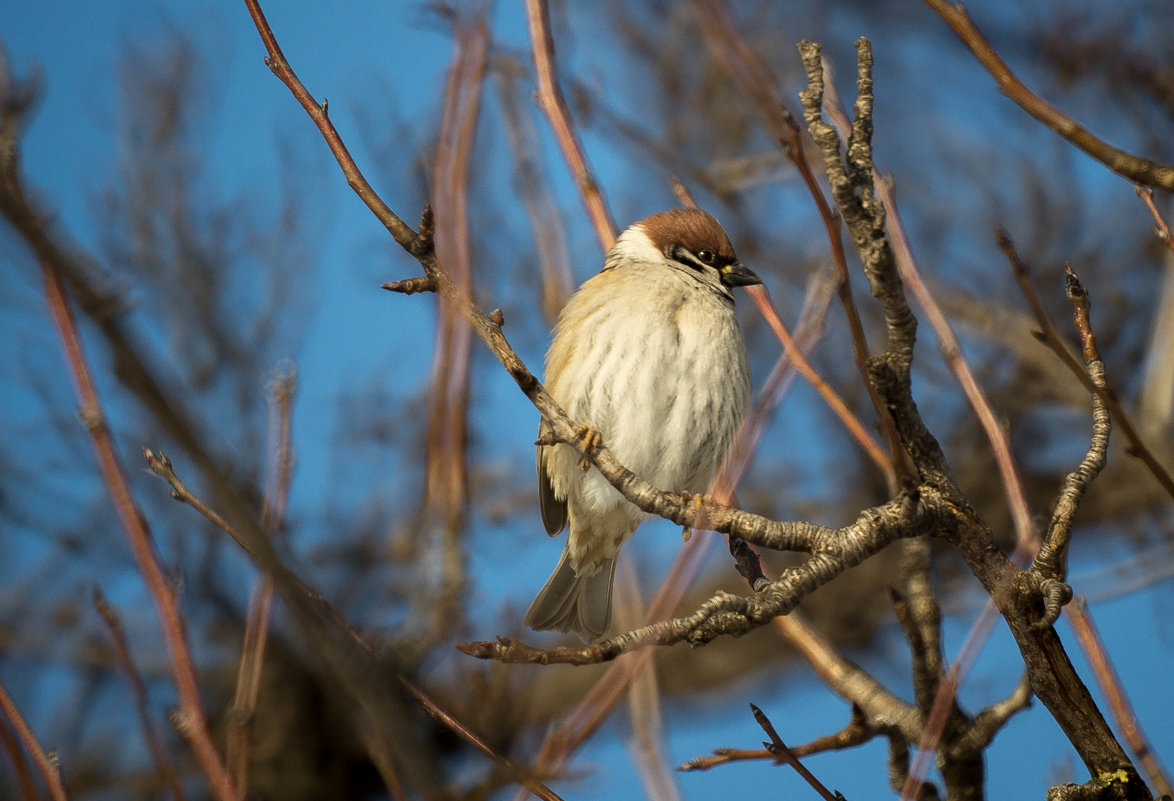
[0,679,69,801]
[750,704,842,801]
[799,38,1147,798]
[523,0,615,249]
[459,491,941,664]
[923,0,1174,190]
[1030,266,1111,582]
[680,704,881,773]
[400,679,567,801]
[771,609,922,743]
[93,589,189,801]
[227,367,296,794]
[876,176,1038,554]
[695,0,905,491]
[42,262,237,801]
[967,672,1033,751]
[1066,599,1174,798]
[1001,231,1174,502]
[1135,185,1174,255]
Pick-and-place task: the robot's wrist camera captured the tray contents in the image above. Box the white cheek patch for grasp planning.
[602,227,665,271]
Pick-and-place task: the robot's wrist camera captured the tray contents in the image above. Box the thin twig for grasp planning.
[142,448,369,652]
[615,563,681,801]
[415,16,487,639]
[523,0,615,249]
[680,705,878,772]
[694,0,904,491]
[968,672,1033,749]
[0,715,40,801]
[751,704,841,801]
[42,261,237,801]
[227,580,273,794]
[746,284,890,476]
[1031,266,1110,581]
[1001,231,1174,501]
[1066,598,1174,798]
[876,179,1038,554]
[241,0,422,251]
[93,589,188,801]
[494,63,573,321]
[399,678,566,801]
[1135,185,1174,255]
[227,367,296,794]
[923,0,1174,191]
[0,678,68,801]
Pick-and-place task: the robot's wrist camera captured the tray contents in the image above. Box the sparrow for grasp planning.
[525,208,761,640]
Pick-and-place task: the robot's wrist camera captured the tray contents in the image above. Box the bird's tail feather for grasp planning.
[524,549,616,641]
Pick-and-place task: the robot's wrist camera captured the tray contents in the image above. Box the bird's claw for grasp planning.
[576,425,601,470]
[681,491,714,535]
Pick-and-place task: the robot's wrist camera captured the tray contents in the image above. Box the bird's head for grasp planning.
[604,208,762,294]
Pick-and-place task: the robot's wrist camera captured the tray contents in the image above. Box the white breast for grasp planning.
[544,262,750,518]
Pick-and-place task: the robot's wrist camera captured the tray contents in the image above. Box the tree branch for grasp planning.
[42,262,237,801]
[923,0,1174,191]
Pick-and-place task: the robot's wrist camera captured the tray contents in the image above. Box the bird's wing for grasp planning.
[536,420,568,536]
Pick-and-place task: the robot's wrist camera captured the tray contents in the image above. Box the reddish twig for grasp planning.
[694,0,904,492]
[1066,598,1174,798]
[1135,185,1174,255]
[411,17,488,633]
[93,589,188,801]
[523,0,616,249]
[923,0,1174,191]
[227,367,296,794]
[0,714,40,801]
[261,367,297,536]
[227,580,273,794]
[614,562,681,801]
[900,594,1003,801]
[399,678,565,801]
[241,0,423,252]
[0,678,68,801]
[494,64,573,321]
[746,284,890,477]
[876,179,1038,553]
[669,176,697,209]
[42,261,237,800]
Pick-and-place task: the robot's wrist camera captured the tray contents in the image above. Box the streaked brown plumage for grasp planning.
[526,209,760,639]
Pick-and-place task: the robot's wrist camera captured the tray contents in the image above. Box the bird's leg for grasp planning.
[680,490,714,540]
[576,425,601,470]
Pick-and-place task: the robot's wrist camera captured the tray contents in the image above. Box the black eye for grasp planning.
[696,250,715,265]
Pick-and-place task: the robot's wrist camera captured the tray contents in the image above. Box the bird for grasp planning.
[525,208,761,640]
